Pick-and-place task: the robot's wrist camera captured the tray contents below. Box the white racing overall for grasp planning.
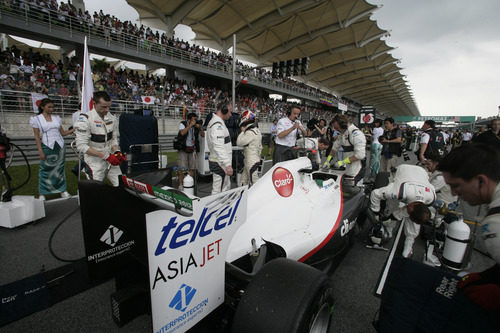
[75,109,121,186]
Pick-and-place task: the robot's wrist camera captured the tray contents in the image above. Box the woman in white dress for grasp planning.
[30,98,74,200]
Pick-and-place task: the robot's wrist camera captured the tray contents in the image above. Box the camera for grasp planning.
[196,119,203,126]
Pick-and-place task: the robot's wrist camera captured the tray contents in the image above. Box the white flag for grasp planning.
[31,93,48,113]
[80,36,94,114]
[141,96,155,104]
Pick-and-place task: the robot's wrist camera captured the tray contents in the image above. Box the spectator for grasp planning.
[418,120,445,164]
[473,118,500,151]
[176,112,204,190]
[370,119,384,178]
[380,117,402,173]
[30,98,74,200]
[59,82,69,96]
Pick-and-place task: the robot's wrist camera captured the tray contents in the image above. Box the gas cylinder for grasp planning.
[442,218,470,269]
[183,173,194,196]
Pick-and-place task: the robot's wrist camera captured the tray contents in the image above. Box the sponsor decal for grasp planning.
[147,188,247,333]
[340,218,357,237]
[122,176,193,211]
[154,195,242,255]
[435,277,458,299]
[87,225,135,264]
[100,225,123,247]
[272,167,294,197]
[169,284,197,312]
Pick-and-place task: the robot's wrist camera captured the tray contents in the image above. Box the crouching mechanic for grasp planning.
[324,114,366,183]
[369,164,435,257]
[438,143,500,314]
[236,110,262,186]
[207,102,233,194]
[75,91,125,186]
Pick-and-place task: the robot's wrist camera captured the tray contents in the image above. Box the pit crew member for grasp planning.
[370,164,435,257]
[207,102,233,194]
[236,110,262,186]
[438,143,500,313]
[324,114,366,182]
[75,91,124,186]
[273,106,306,165]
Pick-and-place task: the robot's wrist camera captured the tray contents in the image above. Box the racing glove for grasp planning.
[335,157,351,168]
[113,150,127,163]
[458,271,500,311]
[104,153,121,166]
[323,155,333,168]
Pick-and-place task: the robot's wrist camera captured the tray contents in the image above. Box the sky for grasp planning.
[82,0,500,119]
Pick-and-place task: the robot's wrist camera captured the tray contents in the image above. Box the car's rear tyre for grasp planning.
[231,258,334,333]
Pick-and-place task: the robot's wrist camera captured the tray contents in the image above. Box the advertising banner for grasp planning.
[395,116,476,123]
[146,187,248,333]
[338,102,348,112]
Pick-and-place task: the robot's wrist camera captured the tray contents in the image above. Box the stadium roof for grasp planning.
[126,0,419,116]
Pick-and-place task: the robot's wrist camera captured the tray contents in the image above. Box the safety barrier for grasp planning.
[9,135,176,166]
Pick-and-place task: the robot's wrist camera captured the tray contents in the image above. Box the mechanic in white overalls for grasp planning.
[207,102,233,194]
[75,91,124,186]
[236,110,262,186]
[324,114,366,182]
[370,164,436,257]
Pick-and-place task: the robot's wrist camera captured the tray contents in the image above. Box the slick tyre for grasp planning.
[231,258,334,333]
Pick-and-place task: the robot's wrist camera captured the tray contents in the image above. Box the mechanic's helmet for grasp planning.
[239,110,256,127]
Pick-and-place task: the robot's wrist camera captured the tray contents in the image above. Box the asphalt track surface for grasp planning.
[0,152,495,333]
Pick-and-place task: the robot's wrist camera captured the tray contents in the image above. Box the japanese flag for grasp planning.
[31,93,48,113]
[141,96,155,104]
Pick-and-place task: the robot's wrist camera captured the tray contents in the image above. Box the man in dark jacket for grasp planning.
[473,118,500,151]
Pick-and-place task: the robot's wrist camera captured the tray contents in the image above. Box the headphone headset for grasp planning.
[286,107,292,116]
[479,178,483,187]
[334,115,348,130]
[218,102,229,115]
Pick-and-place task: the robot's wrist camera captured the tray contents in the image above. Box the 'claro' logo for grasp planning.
[272,167,294,197]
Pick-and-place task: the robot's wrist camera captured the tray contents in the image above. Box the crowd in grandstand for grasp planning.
[0,44,341,122]
[0,0,347,104]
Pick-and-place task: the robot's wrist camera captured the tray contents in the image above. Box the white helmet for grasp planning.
[239,110,256,127]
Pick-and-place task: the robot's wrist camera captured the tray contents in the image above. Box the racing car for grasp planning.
[78,156,370,333]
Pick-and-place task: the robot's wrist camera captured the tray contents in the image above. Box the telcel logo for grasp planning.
[154,193,243,255]
[272,167,294,197]
[169,284,196,312]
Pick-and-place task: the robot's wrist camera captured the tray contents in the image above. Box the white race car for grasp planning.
[79,156,370,333]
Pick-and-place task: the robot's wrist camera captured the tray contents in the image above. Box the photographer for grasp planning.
[177,112,204,189]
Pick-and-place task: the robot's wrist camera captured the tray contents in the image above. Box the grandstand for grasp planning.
[0,0,417,128]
